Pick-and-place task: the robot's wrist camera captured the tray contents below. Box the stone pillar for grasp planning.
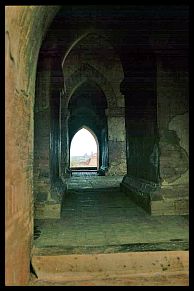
[151,52,189,215]
[121,52,189,216]
[60,100,70,180]
[34,56,65,219]
[99,127,109,174]
[50,89,60,186]
[120,53,160,213]
[34,57,52,206]
[106,107,127,176]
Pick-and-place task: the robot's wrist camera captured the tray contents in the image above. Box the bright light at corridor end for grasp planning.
[70,128,97,156]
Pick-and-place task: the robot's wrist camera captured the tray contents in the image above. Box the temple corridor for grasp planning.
[5,5,189,286]
[30,175,189,285]
[33,176,188,253]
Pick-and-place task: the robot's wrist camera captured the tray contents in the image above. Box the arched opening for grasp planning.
[67,80,108,176]
[70,127,99,171]
[6,6,189,286]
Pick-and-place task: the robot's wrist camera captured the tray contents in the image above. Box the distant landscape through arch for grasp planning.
[70,127,99,169]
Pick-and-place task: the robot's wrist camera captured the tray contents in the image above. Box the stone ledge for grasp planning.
[151,198,189,216]
[35,202,61,219]
[31,250,188,280]
[29,270,189,286]
[121,175,189,216]
[121,175,159,194]
[121,175,158,214]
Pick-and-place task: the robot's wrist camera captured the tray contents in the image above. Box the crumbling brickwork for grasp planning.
[5,5,189,286]
[5,6,59,285]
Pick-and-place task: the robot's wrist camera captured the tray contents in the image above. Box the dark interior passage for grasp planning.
[68,81,108,174]
[34,175,188,254]
[5,5,189,286]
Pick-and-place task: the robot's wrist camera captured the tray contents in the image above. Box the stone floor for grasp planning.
[71,170,98,177]
[67,174,123,190]
[34,175,189,255]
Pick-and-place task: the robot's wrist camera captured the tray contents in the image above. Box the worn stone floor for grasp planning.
[34,175,189,254]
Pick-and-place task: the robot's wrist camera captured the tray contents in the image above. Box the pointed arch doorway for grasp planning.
[70,126,99,173]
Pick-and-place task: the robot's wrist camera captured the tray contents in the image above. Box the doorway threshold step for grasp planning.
[31,249,188,285]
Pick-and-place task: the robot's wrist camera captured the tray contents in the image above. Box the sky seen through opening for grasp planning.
[70,128,97,156]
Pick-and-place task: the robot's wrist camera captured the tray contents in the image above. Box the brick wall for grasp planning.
[5,6,59,285]
[34,69,51,203]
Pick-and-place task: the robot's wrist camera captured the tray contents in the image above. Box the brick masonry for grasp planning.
[5,6,59,286]
[5,6,189,286]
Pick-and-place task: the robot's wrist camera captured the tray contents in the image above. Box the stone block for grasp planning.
[121,175,189,216]
[35,202,61,219]
[31,250,188,283]
[151,198,189,216]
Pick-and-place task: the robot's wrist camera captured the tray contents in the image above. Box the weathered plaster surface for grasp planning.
[5,6,59,285]
[108,117,126,142]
